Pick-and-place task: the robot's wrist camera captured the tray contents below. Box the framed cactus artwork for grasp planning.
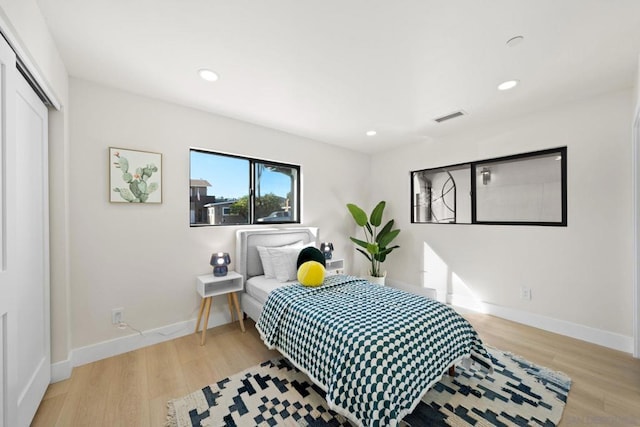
[109,147,162,203]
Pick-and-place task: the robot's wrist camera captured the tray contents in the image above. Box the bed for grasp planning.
[235,227,491,427]
[236,227,318,320]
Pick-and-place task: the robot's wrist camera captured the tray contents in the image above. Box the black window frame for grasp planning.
[189,148,301,227]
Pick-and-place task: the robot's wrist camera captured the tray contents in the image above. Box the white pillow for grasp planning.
[256,246,276,278]
[266,246,301,282]
[266,241,317,282]
[257,240,306,278]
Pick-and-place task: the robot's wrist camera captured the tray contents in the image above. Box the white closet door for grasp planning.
[0,32,50,426]
[0,35,18,427]
[15,72,49,426]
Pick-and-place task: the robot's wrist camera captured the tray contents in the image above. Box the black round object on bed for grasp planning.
[296,246,326,269]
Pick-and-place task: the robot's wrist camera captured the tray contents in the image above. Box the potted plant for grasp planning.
[346,201,400,285]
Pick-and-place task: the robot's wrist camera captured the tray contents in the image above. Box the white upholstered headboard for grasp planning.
[235,227,319,282]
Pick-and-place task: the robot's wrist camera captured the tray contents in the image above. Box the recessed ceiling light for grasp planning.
[497,80,519,91]
[198,69,219,82]
[366,130,377,136]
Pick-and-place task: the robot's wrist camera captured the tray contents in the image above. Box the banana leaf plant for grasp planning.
[346,201,400,277]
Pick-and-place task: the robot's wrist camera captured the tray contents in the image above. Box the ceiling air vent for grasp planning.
[434,110,465,123]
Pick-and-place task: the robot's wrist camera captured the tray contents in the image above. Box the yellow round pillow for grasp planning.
[297,260,325,287]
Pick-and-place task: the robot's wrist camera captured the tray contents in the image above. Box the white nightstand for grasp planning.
[325,258,345,276]
[195,271,245,345]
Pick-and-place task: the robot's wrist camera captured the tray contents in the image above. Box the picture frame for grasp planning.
[109,147,162,203]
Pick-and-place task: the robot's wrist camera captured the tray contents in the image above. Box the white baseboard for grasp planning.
[451,295,634,354]
[51,358,73,383]
[50,312,231,383]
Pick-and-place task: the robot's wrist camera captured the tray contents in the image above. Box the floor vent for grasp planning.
[434,110,465,123]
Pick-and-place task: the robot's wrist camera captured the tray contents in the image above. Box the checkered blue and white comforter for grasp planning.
[256,275,492,427]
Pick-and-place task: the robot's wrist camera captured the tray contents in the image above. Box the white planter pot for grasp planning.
[367,271,386,286]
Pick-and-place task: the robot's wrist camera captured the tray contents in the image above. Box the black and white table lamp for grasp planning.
[320,242,334,260]
[210,252,231,276]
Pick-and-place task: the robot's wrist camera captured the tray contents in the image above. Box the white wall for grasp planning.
[69,78,370,350]
[373,89,634,347]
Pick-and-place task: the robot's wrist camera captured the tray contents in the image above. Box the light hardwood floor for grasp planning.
[32,313,640,426]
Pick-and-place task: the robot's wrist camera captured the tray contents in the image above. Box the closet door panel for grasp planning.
[15,74,49,427]
[0,34,18,427]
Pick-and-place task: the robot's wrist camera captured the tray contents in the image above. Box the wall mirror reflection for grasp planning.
[472,148,567,225]
[411,164,471,224]
[411,147,567,226]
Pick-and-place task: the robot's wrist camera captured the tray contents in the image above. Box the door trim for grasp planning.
[0,12,60,110]
[634,101,640,358]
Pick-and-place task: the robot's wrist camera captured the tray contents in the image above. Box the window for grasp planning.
[190,149,300,226]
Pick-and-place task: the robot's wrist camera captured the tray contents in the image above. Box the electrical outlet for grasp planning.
[520,287,532,301]
[112,308,124,324]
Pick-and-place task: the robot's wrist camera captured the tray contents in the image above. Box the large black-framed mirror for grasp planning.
[411,163,471,224]
[471,147,567,226]
[410,147,567,226]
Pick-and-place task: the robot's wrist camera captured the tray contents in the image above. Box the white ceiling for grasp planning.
[36,0,640,153]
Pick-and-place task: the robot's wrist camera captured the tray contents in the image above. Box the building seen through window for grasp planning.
[190,149,300,226]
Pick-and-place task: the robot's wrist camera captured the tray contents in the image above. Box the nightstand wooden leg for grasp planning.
[200,297,212,346]
[227,294,234,321]
[231,292,245,332]
[195,297,206,334]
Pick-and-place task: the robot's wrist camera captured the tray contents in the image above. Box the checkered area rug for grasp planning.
[166,346,571,427]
